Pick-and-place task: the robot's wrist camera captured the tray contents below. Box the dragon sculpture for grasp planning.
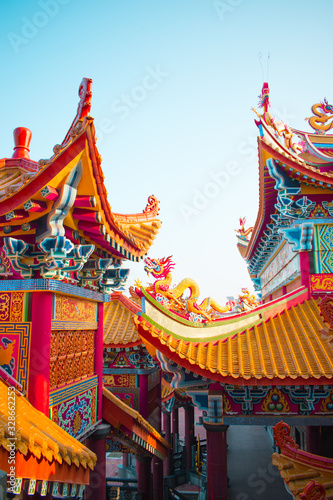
[236,288,259,312]
[306,98,333,133]
[142,256,234,321]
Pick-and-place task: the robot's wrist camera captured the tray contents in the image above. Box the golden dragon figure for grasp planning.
[306,99,333,133]
[143,256,233,321]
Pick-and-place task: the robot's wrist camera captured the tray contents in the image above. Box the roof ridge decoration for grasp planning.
[253,82,306,162]
[306,98,333,134]
[139,256,235,322]
[113,194,160,223]
[62,78,93,147]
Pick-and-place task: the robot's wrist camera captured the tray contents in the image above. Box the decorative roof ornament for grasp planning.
[141,256,234,322]
[252,83,305,155]
[306,98,333,134]
[236,288,259,312]
[62,77,93,146]
[236,217,253,242]
[273,421,296,449]
[299,481,326,500]
[143,195,160,217]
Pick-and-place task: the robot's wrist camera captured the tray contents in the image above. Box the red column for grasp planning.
[203,423,228,500]
[300,252,311,297]
[136,455,152,500]
[163,411,171,476]
[185,405,194,470]
[153,456,163,500]
[172,407,179,451]
[85,423,110,500]
[307,426,322,455]
[96,302,104,421]
[139,374,149,419]
[28,292,53,415]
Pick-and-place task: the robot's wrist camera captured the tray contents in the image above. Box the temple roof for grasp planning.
[0,78,161,262]
[103,292,142,347]
[134,287,333,385]
[243,85,333,267]
[272,421,333,500]
[0,378,96,483]
[103,386,170,460]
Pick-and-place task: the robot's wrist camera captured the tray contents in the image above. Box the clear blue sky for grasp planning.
[1,0,332,303]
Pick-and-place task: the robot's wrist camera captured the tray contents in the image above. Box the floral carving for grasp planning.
[299,480,326,500]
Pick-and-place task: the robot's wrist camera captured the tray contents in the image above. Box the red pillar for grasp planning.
[307,426,322,455]
[136,455,152,500]
[139,374,149,419]
[28,292,53,415]
[300,252,311,298]
[203,423,228,500]
[153,456,163,500]
[96,302,104,421]
[163,411,172,476]
[85,424,110,500]
[185,405,195,470]
[172,407,179,451]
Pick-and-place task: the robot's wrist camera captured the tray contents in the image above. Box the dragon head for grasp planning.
[321,98,333,114]
[144,256,175,279]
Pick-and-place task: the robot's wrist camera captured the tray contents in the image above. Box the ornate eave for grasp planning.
[0,79,162,290]
[0,378,96,488]
[102,386,170,460]
[134,286,333,386]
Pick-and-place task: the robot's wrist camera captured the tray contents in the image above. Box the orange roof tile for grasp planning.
[103,386,170,460]
[103,292,142,347]
[0,380,96,473]
[272,421,333,499]
[135,294,333,384]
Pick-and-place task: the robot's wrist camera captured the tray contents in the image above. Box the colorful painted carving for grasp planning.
[272,421,296,449]
[235,288,259,312]
[319,295,333,329]
[236,217,253,241]
[306,98,333,133]
[142,256,234,321]
[253,82,305,154]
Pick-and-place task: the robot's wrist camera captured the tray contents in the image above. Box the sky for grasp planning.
[1,0,333,304]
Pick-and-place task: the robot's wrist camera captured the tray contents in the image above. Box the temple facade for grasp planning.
[2,77,333,500]
[0,79,168,500]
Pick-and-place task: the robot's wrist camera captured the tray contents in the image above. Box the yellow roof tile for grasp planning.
[136,296,333,383]
[103,292,142,347]
[0,380,96,470]
[272,421,333,499]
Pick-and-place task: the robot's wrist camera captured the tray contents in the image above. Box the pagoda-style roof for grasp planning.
[0,78,161,279]
[272,421,333,500]
[103,386,170,460]
[134,286,333,386]
[103,291,142,348]
[243,85,333,276]
[0,378,96,487]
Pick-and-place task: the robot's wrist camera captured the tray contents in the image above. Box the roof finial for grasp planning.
[12,127,32,159]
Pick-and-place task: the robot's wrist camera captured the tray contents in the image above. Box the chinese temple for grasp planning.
[3,76,333,500]
[0,78,169,499]
[126,84,333,499]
